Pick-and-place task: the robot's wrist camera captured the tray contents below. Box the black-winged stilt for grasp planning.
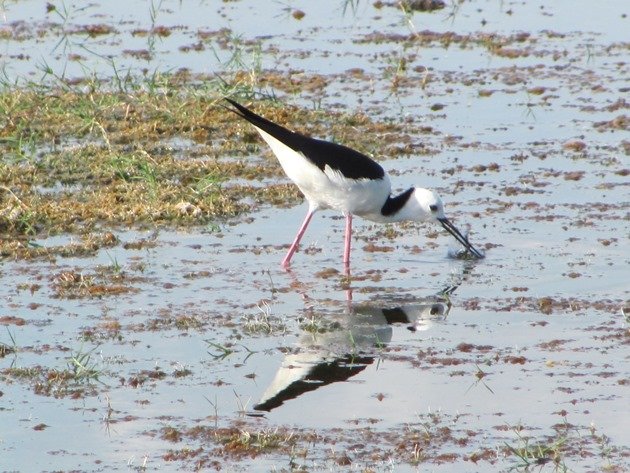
[225,99,484,267]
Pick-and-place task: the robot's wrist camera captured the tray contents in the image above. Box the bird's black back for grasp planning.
[225,99,385,181]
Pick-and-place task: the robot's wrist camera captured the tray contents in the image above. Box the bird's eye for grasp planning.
[429,204,438,212]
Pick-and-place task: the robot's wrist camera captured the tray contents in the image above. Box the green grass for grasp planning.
[1,344,105,397]
[505,435,568,472]
[0,329,17,358]
[226,428,290,451]
[241,301,286,335]
[206,341,235,361]
[68,345,103,383]
[0,67,412,262]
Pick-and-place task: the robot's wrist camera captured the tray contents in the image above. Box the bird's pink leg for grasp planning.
[343,214,352,269]
[282,209,315,267]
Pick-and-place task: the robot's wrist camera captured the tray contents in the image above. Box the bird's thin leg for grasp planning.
[345,274,353,306]
[282,208,315,267]
[343,213,353,269]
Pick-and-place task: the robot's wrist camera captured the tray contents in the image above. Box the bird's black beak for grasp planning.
[438,218,484,259]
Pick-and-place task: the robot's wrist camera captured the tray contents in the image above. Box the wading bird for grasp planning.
[225,99,483,268]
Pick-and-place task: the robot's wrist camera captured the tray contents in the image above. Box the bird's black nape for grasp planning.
[381,187,415,216]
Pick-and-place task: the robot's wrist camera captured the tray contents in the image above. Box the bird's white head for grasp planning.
[408,188,445,222]
[409,188,484,259]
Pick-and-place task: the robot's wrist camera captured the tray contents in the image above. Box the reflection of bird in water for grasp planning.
[253,296,451,412]
[253,261,473,412]
[354,300,451,332]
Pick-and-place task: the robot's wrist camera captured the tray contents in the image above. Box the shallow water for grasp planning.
[1,0,629,471]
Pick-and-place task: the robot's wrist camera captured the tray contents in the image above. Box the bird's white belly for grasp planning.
[300,166,390,216]
[256,127,391,216]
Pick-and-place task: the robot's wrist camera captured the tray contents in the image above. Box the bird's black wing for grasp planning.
[225,99,385,180]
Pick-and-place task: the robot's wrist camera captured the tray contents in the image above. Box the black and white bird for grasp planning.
[225,99,483,268]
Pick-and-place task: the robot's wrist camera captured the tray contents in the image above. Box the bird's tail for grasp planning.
[223,98,297,142]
